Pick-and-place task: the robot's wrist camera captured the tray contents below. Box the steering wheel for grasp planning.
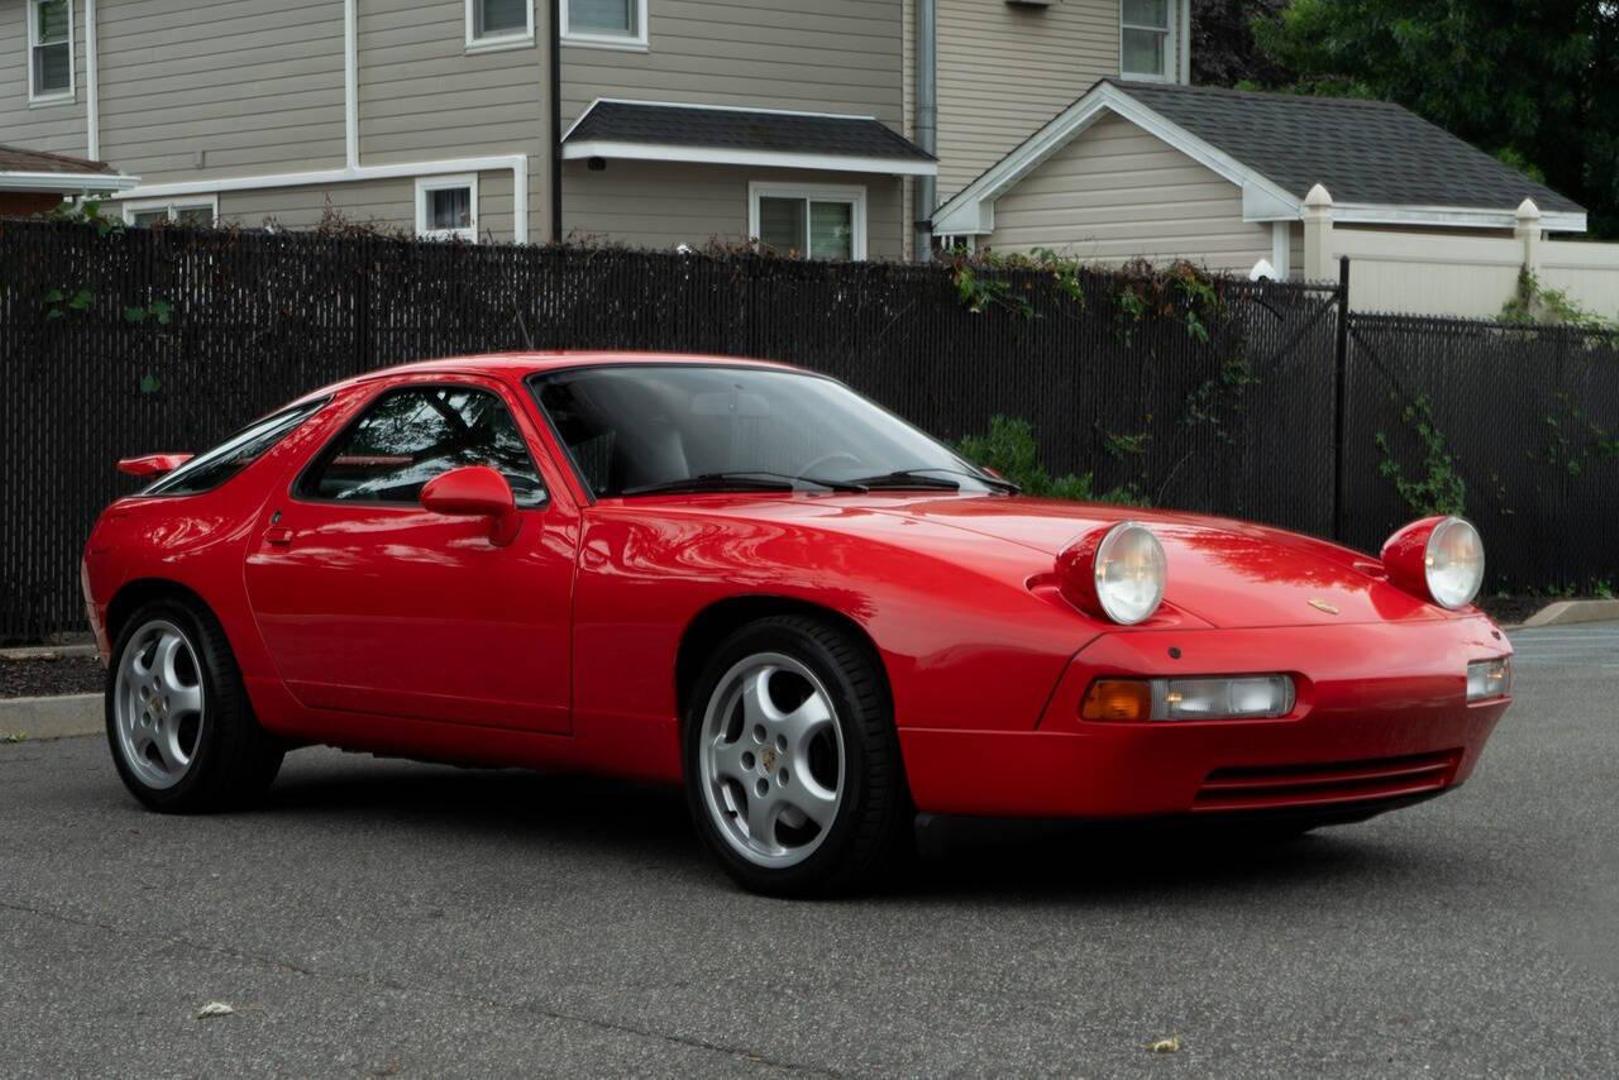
[796,451,863,478]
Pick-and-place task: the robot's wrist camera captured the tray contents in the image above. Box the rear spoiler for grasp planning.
[117,453,194,478]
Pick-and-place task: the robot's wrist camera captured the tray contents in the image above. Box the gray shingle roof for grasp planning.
[1108,80,1584,215]
[564,101,934,163]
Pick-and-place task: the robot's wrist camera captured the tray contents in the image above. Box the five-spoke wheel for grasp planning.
[700,653,845,869]
[106,598,284,812]
[684,615,910,896]
[113,619,206,790]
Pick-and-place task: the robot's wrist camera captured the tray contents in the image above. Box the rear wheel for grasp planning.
[106,598,283,812]
[684,615,910,897]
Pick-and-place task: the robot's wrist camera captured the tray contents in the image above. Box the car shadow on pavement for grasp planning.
[255,752,1426,903]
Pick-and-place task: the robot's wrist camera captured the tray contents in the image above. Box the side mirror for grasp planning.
[118,453,194,478]
[420,465,521,546]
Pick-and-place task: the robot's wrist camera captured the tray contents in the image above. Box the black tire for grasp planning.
[683,614,912,897]
[105,597,284,812]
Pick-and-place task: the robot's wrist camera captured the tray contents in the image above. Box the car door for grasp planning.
[243,376,576,733]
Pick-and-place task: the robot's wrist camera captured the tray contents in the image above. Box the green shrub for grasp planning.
[957,416,1149,505]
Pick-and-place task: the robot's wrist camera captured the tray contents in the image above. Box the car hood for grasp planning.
[851,494,1449,629]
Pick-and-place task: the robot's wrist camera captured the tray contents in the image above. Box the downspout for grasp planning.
[344,0,358,168]
[549,0,563,244]
[913,0,936,261]
[1178,0,1191,84]
[85,0,98,160]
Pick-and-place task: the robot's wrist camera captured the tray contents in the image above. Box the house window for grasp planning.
[562,0,648,49]
[123,198,218,227]
[1120,0,1173,81]
[28,0,74,103]
[466,0,534,50]
[416,175,478,242]
[749,183,867,261]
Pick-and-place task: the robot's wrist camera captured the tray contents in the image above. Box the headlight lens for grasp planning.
[1082,675,1295,721]
[1093,522,1167,625]
[1467,658,1512,701]
[1426,517,1486,610]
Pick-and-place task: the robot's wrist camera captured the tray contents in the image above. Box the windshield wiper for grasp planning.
[620,471,866,497]
[850,467,1021,494]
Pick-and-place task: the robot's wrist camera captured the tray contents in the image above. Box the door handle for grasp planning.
[264,526,294,545]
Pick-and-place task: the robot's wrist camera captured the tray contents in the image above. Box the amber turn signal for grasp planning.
[1081,680,1154,722]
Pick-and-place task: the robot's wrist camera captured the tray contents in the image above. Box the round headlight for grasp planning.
[1425,516,1485,610]
[1057,522,1167,625]
[1382,515,1485,610]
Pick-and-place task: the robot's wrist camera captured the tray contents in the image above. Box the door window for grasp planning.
[302,385,546,507]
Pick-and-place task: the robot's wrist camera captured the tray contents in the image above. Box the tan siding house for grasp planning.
[1,0,937,257]
[934,0,1189,204]
[983,112,1268,272]
[932,80,1587,285]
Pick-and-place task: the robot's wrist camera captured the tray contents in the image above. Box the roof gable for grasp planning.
[933,81,1586,237]
[1113,81,1583,215]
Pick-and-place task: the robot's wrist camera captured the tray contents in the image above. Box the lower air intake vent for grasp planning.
[1194,750,1463,813]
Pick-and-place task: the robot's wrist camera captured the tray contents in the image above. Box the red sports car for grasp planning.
[83,353,1512,895]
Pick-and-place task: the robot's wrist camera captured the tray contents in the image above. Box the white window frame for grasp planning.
[122,195,219,226]
[27,0,75,106]
[1119,0,1177,83]
[465,0,535,53]
[747,181,868,262]
[416,174,479,242]
[560,0,649,52]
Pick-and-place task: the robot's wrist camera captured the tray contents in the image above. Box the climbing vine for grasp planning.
[1375,395,1467,517]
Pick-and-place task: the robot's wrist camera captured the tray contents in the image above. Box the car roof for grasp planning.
[338,351,804,387]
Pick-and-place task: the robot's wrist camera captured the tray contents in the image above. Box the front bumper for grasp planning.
[898,617,1511,819]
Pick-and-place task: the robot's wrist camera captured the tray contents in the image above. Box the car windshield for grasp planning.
[530,365,1003,499]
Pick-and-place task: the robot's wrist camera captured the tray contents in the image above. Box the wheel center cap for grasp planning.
[761,746,779,772]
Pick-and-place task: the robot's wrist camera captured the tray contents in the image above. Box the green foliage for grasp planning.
[1248,1,1619,238]
[1375,396,1467,516]
[956,416,1149,506]
[1537,393,1619,477]
[48,197,123,236]
[1500,270,1614,330]
[42,287,93,320]
[123,299,174,325]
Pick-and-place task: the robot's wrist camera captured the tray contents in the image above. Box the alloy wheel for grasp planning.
[113,619,206,790]
[698,652,846,869]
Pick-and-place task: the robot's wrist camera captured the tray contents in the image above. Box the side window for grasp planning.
[303,386,546,508]
[147,398,328,496]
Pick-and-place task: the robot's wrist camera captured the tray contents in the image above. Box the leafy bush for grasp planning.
[957,416,1149,505]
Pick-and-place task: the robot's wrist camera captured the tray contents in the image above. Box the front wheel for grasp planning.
[684,615,911,897]
[106,598,284,812]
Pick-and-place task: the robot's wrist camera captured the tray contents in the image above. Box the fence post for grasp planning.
[1303,184,1335,282]
[1515,198,1543,280]
[1332,255,1351,542]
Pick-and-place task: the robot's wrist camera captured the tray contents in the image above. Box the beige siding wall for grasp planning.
[934,0,1188,206]
[984,112,1269,272]
[97,0,346,182]
[0,0,90,157]
[218,169,516,240]
[358,0,550,241]
[560,0,907,256]
[560,0,904,128]
[564,160,904,259]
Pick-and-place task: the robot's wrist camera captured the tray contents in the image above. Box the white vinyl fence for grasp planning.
[1299,189,1619,319]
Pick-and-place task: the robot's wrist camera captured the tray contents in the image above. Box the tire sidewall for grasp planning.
[682,619,888,894]
[105,600,231,811]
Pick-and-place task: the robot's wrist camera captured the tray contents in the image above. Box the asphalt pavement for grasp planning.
[2,625,1616,1078]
